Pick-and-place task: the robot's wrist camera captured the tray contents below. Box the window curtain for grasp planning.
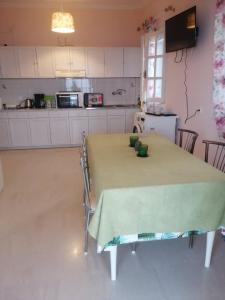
[213,0,225,140]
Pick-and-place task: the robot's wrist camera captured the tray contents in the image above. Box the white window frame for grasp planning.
[141,31,165,112]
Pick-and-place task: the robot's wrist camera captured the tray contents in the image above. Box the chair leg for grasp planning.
[84,210,90,255]
[205,231,215,268]
[131,243,136,254]
[189,234,194,249]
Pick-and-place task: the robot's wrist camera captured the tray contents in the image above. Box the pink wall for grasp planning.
[0,7,142,47]
[142,0,218,158]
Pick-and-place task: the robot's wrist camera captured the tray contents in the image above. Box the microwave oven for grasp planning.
[56,92,84,108]
[84,93,104,107]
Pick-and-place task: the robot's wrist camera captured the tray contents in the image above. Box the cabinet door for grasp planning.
[53,47,70,71]
[70,117,89,145]
[145,116,177,142]
[36,47,55,78]
[124,47,141,77]
[89,117,107,134]
[0,47,19,78]
[108,115,125,133]
[30,118,51,146]
[17,47,37,78]
[86,48,105,78]
[0,119,11,147]
[70,47,86,71]
[50,117,70,145]
[125,109,139,133]
[105,48,123,77]
[9,118,31,147]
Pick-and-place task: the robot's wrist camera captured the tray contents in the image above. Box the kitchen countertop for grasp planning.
[0,105,139,112]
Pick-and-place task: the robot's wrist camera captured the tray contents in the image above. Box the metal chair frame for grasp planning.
[80,155,95,254]
[177,128,199,154]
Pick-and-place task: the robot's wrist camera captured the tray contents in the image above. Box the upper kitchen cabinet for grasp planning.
[36,47,55,78]
[53,47,71,72]
[86,48,105,78]
[70,47,86,72]
[17,47,38,78]
[123,47,141,77]
[104,48,123,78]
[0,47,20,78]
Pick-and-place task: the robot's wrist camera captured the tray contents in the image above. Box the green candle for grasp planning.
[135,140,142,152]
[138,144,148,157]
[129,135,139,147]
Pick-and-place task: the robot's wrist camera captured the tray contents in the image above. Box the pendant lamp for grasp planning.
[51,11,75,33]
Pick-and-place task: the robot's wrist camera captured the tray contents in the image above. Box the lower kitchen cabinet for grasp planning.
[0,119,11,148]
[30,118,51,146]
[50,117,70,145]
[125,109,139,133]
[89,116,107,134]
[70,117,89,145]
[9,118,31,147]
[108,115,126,134]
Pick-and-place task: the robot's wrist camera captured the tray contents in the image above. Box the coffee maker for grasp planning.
[34,94,46,108]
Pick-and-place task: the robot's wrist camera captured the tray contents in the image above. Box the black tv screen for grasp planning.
[165,6,197,53]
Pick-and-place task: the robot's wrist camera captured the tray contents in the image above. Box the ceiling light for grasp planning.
[51,11,75,33]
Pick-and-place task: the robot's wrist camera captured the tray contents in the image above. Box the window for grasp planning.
[141,32,165,111]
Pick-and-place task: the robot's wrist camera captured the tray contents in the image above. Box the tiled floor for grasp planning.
[0,148,224,300]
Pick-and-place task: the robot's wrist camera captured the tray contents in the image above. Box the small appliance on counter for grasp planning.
[56,92,84,108]
[34,94,46,109]
[17,98,35,109]
[84,93,103,108]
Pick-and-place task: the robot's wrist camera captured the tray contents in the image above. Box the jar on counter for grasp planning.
[44,95,56,108]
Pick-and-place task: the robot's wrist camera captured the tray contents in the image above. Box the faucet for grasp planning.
[112,89,126,96]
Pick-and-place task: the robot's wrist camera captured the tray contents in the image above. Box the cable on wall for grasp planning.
[174,48,200,124]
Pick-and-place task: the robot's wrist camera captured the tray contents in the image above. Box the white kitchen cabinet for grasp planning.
[86,48,105,78]
[0,118,11,148]
[50,117,70,145]
[36,47,55,78]
[144,115,177,142]
[107,109,126,133]
[125,108,139,133]
[17,47,38,78]
[70,47,86,71]
[89,117,107,134]
[9,118,31,147]
[124,47,141,77]
[0,47,19,78]
[30,118,51,146]
[104,48,123,77]
[108,115,125,133]
[53,47,71,72]
[70,117,89,145]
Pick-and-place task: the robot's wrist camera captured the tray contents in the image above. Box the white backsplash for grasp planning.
[0,78,140,106]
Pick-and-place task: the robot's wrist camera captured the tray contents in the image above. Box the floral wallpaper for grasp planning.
[213,0,225,140]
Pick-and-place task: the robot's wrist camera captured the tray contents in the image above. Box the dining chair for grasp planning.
[177,128,199,154]
[80,155,96,255]
[177,128,199,248]
[189,139,225,249]
[202,140,225,172]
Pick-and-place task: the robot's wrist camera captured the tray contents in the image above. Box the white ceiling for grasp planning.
[0,0,152,9]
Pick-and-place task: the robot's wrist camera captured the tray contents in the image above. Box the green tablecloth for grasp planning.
[87,133,225,247]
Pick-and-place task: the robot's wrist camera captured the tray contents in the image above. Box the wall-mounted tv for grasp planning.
[165,6,197,53]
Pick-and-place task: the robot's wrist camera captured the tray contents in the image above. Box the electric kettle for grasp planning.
[17,98,35,109]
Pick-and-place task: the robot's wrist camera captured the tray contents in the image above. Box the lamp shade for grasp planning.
[51,12,75,33]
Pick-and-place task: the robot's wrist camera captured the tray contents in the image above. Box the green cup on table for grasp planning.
[138,144,149,157]
[129,135,139,147]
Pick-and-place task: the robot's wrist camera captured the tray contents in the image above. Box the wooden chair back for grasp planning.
[177,128,199,154]
[203,140,225,172]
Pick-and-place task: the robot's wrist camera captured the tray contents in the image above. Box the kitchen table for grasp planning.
[87,133,225,280]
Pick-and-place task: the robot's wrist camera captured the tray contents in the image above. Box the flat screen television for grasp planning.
[165,6,197,53]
